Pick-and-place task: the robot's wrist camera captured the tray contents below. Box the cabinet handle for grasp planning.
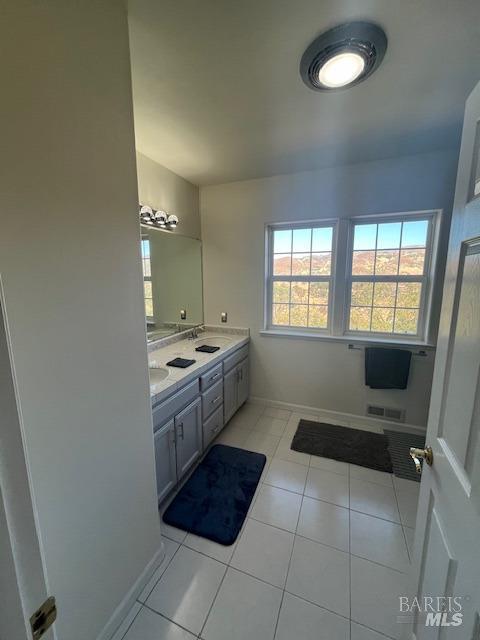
[211,396,222,405]
[177,422,184,440]
[212,425,220,434]
[209,372,220,382]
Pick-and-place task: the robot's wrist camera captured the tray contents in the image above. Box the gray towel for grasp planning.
[365,347,411,389]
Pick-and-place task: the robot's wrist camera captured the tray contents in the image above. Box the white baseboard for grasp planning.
[97,542,166,640]
[249,396,427,435]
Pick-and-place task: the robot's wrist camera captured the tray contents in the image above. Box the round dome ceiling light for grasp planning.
[300,21,387,91]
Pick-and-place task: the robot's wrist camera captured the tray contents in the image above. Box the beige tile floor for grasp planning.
[113,402,420,640]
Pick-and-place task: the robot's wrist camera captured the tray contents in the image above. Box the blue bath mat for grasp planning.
[162,444,266,545]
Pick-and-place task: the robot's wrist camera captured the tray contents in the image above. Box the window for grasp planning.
[266,223,336,331]
[347,216,433,338]
[265,211,439,343]
[141,237,154,320]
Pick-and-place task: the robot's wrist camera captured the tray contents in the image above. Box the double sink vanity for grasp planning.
[139,226,249,504]
[148,328,250,503]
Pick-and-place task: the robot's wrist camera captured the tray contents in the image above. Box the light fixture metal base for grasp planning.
[300,21,387,92]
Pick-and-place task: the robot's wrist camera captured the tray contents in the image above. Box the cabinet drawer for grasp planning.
[223,344,249,373]
[200,362,223,391]
[202,379,223,421]
[152,379,199,431]
[203,405,224,449]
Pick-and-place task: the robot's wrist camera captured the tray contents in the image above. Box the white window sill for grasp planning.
[259,329,435,349]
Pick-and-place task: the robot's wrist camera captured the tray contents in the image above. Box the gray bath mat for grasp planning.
[291,420,393,473]
[384,429,426,482]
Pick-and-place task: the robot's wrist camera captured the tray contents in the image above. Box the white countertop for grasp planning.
[148,330,249,404]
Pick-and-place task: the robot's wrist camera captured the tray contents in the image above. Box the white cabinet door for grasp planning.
[223,367,238,424]
[175,397,202,479]
[153,420,177,503]
[237,357,249,409]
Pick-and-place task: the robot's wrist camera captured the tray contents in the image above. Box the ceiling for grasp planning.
[128,0,480,186]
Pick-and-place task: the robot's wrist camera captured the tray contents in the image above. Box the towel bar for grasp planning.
[347,343,427,357]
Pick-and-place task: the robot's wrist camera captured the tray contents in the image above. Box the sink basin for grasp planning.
[149,367,170,384]
[193,336,232,349]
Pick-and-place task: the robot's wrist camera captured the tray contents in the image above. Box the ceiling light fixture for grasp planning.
[300,21,387,91]
[139,204,179,230]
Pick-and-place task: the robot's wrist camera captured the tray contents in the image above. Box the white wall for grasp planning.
[1,2,161,639]
[201,150,459,428]
[136,152,201,239]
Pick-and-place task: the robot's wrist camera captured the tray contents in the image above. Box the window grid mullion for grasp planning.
[369,222,377,331]
[390,222,403,331]
[350,275,424,283]
[272,275,331,282]
[370,221,379,333]
[392,282,400,334]
[287,229,293,327]
[307,229,313,328]
[306,282,311,328]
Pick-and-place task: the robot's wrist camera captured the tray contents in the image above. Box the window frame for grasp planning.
[265,219,338,334]
[141,235,154,323]
[344,211,439,343]
[263,210,441,345]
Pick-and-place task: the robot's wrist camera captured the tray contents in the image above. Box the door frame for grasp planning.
[0,278,52,640]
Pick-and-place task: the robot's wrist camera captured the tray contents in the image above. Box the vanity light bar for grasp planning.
[139,204,179,230]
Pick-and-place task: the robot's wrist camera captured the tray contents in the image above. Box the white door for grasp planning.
[0,296,52,640]
[408,82,480,639]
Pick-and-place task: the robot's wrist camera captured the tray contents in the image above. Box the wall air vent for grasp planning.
[366,404,405,423]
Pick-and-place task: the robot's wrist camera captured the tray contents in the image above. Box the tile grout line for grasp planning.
[137,542,182,605]
[142,603,202,638]
[197,563,228,640]
[391,477,413,563]
[271,491,301,640]
[350,617,399,640]
[264,474,403,525]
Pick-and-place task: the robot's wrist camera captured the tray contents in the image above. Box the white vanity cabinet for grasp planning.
[152,340,249,504]
[153,396,202,502]
[152,380,202,503]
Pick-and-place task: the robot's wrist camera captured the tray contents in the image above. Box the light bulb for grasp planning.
[318,51,365,88]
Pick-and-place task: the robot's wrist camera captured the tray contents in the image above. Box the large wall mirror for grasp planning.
[141,228,203,341]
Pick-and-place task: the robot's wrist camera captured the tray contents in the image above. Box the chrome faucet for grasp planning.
[187,326,201,340]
